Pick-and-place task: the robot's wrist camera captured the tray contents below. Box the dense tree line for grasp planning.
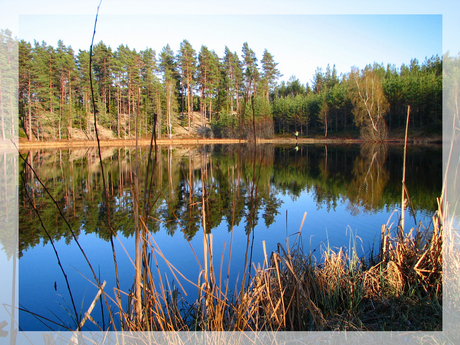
[18,39,282,141]
[272,58,442,139]
[17,36,442,141]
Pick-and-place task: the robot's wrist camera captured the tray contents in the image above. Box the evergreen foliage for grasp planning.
[16,37,443,141]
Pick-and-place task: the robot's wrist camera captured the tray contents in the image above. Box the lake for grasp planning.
[18,142,442,331]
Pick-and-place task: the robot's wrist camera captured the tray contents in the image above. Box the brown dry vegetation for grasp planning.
[90,202,445,333]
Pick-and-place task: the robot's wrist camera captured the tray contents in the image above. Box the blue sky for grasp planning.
[1,0,455,85]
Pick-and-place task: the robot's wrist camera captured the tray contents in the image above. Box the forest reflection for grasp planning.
[19,143,441,256]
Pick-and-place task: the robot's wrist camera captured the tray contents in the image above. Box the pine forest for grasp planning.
[14,32,442,142]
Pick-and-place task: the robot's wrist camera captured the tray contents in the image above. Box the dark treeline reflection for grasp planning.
[19,144,441,255]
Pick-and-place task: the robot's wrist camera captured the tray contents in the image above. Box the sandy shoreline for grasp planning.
[16,137,366,149]
[13,135,442,150]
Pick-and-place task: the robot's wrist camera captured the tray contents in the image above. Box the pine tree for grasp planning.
[159,44,177,139]
[241,42,259,100]
[56,40,77,139]
[140,47,159,135]
[131,48,144,138]
[111,47,125,137]
[206,50,220,124]
[32,41,60,138]
[240,42,259,138]
[198,46,221,131]
[222,47,233,115]
[116,45,144,137]
[19,39,34,140]
[177,40,197,132]
[260,49,281,101]
[76,49,92,133]
[92,41,114,118]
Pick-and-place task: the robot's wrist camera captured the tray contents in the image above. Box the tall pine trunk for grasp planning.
[68,70,72,137]
[187,70,192,132]
[116,85,120,138]
[28,76,32,141]
[156,102,162,139]
[167,81,172,139]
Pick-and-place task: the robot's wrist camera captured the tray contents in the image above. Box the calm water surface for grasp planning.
[19,143,441,331]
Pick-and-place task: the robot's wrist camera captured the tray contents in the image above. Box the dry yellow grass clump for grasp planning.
[242,202,444,332]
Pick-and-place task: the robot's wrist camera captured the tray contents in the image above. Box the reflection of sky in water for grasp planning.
[18,144,442,331]
[19,183,437,331]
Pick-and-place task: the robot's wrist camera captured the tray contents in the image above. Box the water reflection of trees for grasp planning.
[346,144,389,215]
[18,143,441,253]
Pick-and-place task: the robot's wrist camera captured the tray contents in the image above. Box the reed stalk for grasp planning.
[401,105,410,231]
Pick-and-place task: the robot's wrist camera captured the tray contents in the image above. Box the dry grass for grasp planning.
[111,197,444,333]
[245,201,444,331]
